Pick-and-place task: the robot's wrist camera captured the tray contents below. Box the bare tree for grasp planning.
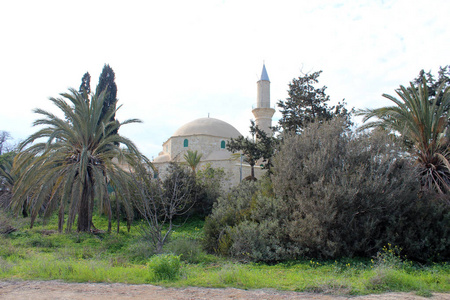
[0,131,12,155]
[131,163,196,253]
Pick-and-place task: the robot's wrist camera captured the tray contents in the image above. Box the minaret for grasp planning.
[252,64,275,134]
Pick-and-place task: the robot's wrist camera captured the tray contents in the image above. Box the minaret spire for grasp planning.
[252,63,275,134]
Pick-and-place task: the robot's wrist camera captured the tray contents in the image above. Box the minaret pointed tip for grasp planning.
[260,64,270,81]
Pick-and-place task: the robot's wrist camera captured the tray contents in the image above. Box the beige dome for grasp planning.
[172,118,241,138]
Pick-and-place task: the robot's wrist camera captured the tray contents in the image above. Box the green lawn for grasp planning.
[0,214,448,297]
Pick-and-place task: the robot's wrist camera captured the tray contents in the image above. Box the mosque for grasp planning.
[152,64,275,187]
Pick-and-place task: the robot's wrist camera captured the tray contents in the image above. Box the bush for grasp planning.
[204,179,302,262]
[165,238,203,264]
[192,164,226,217]
[147,254,181,281]
[272,119,450,260]
[205,118,450,262]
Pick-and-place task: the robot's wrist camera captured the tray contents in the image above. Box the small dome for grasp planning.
[173,118,242,138]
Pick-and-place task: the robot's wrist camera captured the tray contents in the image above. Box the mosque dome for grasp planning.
[172,118,242,139]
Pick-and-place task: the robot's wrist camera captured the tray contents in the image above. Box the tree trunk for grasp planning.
[77,185,91,232]
[58,201,64,233]
[251,164,255,178]
[116,197,120,233]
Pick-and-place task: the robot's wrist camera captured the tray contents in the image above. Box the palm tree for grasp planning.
[357,79,450,193]
[183,150,203,173]
[11,88,145,232]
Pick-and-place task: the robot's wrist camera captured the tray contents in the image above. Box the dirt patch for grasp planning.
[0,280,448,300]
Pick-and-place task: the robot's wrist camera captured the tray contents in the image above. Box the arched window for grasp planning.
[183,139,188,147]
[220,140,226,149]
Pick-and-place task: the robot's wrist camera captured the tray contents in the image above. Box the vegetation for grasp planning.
[206,119,450,262]
[11,88,144,233]
[131,163,196,253]
[0,131,13,155]
[0,214,448,296]
[277,70,351,133]
[183,150,203,173]
[358,79,450,194]
[96,64,118,124]
[2,66,450,298]
[226,121,277,178]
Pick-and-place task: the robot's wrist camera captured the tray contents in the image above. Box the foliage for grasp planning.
[0,215,448,295]
[11,88,143,232]
[357,79,450,194]
[203,179,302,262]
[183,150,202,173]
[413,66,450,105]
[165,238,203,263]
[192,163,226,217]
[277,70,352,133]
[226,121,277,178]
[147,254,181,281]
[272,118,450,260]
[0,152,16,209]
[78,72,91,95]
[131,163,196,253]
[95,64,117,124]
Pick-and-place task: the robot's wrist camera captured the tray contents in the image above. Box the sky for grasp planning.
[1,0,449,159]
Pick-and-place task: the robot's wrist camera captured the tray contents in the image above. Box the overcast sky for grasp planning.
[1,0,449,159]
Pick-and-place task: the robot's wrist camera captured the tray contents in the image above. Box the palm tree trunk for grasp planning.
[78,184,91,232]
[58,200,64,233]
[116,198,120,233]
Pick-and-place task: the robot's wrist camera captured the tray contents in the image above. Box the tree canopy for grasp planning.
[277,71,351,133]
[11,88,144,232]
[96,64,118,123]
[357,78,450,194]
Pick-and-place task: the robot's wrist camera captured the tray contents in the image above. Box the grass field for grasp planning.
[0,213,448,297]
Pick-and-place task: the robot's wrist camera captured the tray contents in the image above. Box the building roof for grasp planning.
[260,64,270,81]
[172,117,242,138]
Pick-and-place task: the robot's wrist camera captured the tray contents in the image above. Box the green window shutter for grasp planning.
[184,139,188,147]
[221,140,226,149]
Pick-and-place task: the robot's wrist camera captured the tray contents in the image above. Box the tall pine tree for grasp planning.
[96,64,117,123]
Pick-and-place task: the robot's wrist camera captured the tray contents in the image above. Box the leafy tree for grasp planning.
[277,70,351,133]
[183,150,203,173]
[357,79,450,194]
[11,88,144,232]
[131,163,196,253]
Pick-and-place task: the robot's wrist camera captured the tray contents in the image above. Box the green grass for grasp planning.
[0,213,448,296]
